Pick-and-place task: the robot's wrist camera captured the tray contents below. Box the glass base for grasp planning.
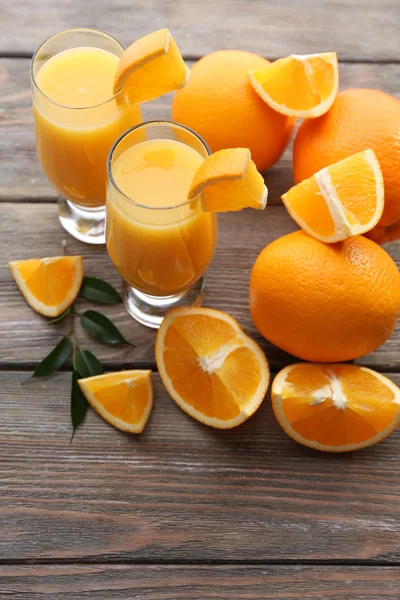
[58,197,105,244]
[122,278,206,329]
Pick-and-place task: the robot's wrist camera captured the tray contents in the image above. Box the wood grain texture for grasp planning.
[1,59,400,203]
[2,370,400,562]
[2,202,400,370]
[1,566,400,599]
[1,0,400,60]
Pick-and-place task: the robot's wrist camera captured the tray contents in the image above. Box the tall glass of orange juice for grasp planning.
[106,121,218,328]
[31,29,142,244]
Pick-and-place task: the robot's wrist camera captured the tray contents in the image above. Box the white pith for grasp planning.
[272,364,400,452]
[156,308,270,428]
[199,342,241,373]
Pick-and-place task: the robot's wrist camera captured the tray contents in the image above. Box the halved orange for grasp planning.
[9,256,83,317]
[272,363,400,452]
[188,148,268,212]
[156,307,270,429]
[79,370,153,433]
[249,52,339,118]
[282,149,384,243]
[114,28,190,104]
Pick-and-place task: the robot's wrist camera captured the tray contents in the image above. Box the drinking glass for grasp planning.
[31,28,142,244]
[106,121,218,328]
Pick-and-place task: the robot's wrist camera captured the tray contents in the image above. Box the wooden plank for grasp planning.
[2,370,400,562]
[1,0,400,60]
[1,58,400,203]
[2,202,400,370]
[1,566,400,598]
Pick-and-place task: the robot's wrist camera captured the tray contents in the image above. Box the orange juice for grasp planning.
[33,46,141,207]
[106,138,217,296]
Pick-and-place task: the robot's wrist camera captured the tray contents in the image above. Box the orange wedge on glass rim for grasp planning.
[248,52,339,118]
[9,256,83,317]
[155,307,270,429]
[188,148,268,212]
[113,28,190,104]
[272,363,400,453]
[281,149,384,243]
[79,370,153,433]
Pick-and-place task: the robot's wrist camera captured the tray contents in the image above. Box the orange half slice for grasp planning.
[188,148,268,212]
[156,307,270,429]
[114,28,190,104]
[249,52,339,118]
[79,370,153,433]
[9,256,83,317]
[282,149,384,243]
[272,363,400,452]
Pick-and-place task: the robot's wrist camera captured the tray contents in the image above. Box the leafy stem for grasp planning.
[25,272,132,440]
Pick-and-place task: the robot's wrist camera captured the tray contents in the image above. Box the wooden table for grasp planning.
[1,1,400,597]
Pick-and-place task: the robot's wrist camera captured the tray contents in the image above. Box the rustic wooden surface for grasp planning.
[1,566,400,599]
[1,0,400,597]
[1,0,400,60]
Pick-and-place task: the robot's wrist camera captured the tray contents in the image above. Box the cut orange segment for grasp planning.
[188,148,268,212]
[9,256,83,317]
[79,370,153,433]
[249,52,338,118]
[113,28,190,104]
[272,363,400,452]
[156,307,270,429]
[282,149,384,243]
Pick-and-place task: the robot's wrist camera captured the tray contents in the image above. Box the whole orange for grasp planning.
[172,50,295,172]
[249,231,400,362]
[293,89,400,243]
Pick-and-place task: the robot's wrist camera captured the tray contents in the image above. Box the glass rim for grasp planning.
[30,27,124,110]
[106,120,211,211]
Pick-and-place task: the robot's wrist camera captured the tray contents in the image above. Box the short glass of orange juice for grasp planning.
[106,121,218,328]
[31,28,142,244]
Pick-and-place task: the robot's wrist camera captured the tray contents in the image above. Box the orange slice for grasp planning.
[281,149,384,243]
[249,52,339,118]
[113,28,190,104]
[188,148,268,212]
[79,370,153,433]
[156,307,270,429]
[9,256,83,317]
[272,363,400,452]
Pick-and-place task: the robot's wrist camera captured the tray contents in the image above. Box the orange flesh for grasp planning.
[161,314,262,419]
[254,55,336,110]
[85,373,150,423]
[280,364,399,446]
[17,258,79,306]
[283,152,380,237]
[328,155,378,225]
[283,176,336,238]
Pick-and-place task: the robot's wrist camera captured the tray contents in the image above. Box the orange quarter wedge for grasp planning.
[249,52,339,118]
[114,28,190,104]
[272,363,400,452]
[9,256,83,317]
[156,307,270,429]
[188,148,268,212]
[79,370,153,433]
[282,149,384,243]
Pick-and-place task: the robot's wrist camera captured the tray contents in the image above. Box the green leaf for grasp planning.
[80,276,122,305]
[47,307,71,324]
[32,336,73,378]
[70,370,88,440]
[80,310,134,346]
[74,349,103,379]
